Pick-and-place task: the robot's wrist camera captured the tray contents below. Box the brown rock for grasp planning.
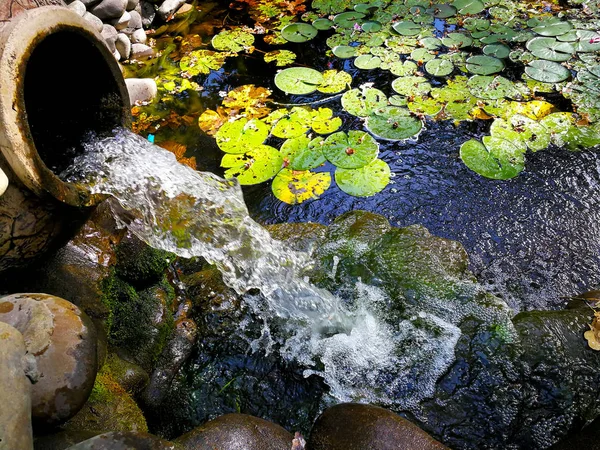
[33,429,101,450]
[65,431,174,449]
[175,414,294,450]
[104,353,149,395]
[0,321,33,449]
[307,404,448,450]
[0,294,97,427]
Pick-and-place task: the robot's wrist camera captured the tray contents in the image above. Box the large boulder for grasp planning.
[66,431,174,449]
[308,403,448,450]
[0,294,97,426]
[174,414,293,450]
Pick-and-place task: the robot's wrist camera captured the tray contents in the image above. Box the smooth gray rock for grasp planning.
[90,0,127,20]
[127,10,142,29]
[101,24,118,52]
[126,0,139,10]
[131,43,154,59]
[131,28,147,44]
[80,0,102,8]
[115,33,131,60]
[125,78,157,104]
[113,48,121,61]
[111,11,131,30]
[140,1,155,27]
[156,0,185,20]
[68,0,86,16]
[0,322,33,450]
[83,12,104,32]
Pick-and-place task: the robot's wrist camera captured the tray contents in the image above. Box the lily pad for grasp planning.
[311,107,343,134]
[211,30,254,52]
[341,87,388,117]
[526,37,574,62]
[533,21,573,37]
[362,21,383,32]
[272,169,332,204]
[425,59,454,77]
[271,107,312,138]
[180,50,227,76]
[281,23,319,43]
[322,130,379,168]
[274,68,325,95]
[411,48,436,62]
[354,55,383,70]
[392,76,432,96]
[317,70,352,94]
[392,21,422,36]
[313,18,334,30]
[280,135,327,170]
[365,106,423,140]
[335,159,391,197]
[332,45,359,59]
[483,43,511,59]
[509,114,551,151]
[264,50,296,66]
[524,60,571,83]
[442,33,473,49]
[420,37,442,49]
[467,75,517,99]
[459,138,524,180]
[465,55,504,75]
[221,145,283,185]
[574,30,600,52]
[215,118,269,154]
[452,0,485,15]
[427,4,456,18]
[333,11,366,28]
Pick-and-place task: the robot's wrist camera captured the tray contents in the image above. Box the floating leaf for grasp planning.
[411,48,436,62]
[341,87,388,117]
[392,76,432,96]
[311,108,343,134]
[221,145,283,185]
[362,21,383,32]
[540,112,575,146]
[322,130,379,168]
[281,23,319,43]
[489,118,527,153]
[333,11,366,28]
[271,107,313,138]
[272,169,331,204]
[365,106,423,140]
[467,75,516,100]
[274,67,325,95]
[524,60,570,83]
[533,21,573,37]
[466,55,504,75]
[526,37,574,62]
[460,138,524,180]
[198,108,227,136]
[389,60,419,76]
[332,45,359,59]
[180,50,227,76]
[392,21,422,36]
[215,118,269,153]
[211,30,254,52]
[335,159,391,197]
[407,96,444,116]
[222,85,272,119]
[574,30,600,52]
[264,50,297,66]
[425,59,454,77]
[427,4,456,18]
[280,136,326,170]
[509,114,551,151]
[420,37,442,49]
[452,0,484,15]
[316,70,352,94]
[354,55,383,70]
[483,43,511,59]
[442,33,473,49]
[313,18,334,30]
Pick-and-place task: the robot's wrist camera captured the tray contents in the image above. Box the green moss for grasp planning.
[115,238,175,286]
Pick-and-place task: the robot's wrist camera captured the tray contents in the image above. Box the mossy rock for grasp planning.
[63,369,148,434]
[115,234,175,287]
[266,222,327,253]
[104,353,149,395]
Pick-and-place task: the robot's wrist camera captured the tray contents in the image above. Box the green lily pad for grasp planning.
[180,50,227,76]
[574,30,600,52]
[311,107,343,134]
[362,21,383,32]
[526,37,574,62]
[467,75,517,99]
[211,30,254,52]
[221,145,283,185]
[427,4,456,18]
[271,107,312,138]
[425,58,454,77]
[274,68,325,95]
[460,138,524,180]
[489,118,527,153]
[389,60,419,76]
[322,130,379,168]
[463,17,489,31]
[411,48,436,62]
[452,0,485,15]
[465,55,505,75]
[215,118,269,154]
[341,87,388,117]
[332,45,359,59]
[533,21,573,37]
[408,96,444,116]
[392,76,432,96]
[272,169,332,204]
[318,70,352,94]
[442,32,473,49]
[354,55,383,70]
[524,60,571,83]
[420,37,442,49]
[280,135,327,170]
[264,50,297,66]
[313,18,334,30]
[333,11,366,28]
[335,159,391,197]
[392,21,422,36]
[365,106,423,140]
[281,23,319,43]
[509,114,551,151]
[539,112,576,146]
[483,43,511,59]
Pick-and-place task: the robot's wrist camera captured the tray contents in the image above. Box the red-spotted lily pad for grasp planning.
[365,106,423,140]
[322,130,379,168]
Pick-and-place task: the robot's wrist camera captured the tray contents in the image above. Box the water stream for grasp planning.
[63,128,512,412]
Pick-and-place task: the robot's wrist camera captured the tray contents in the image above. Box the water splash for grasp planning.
[63,128,510,411]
